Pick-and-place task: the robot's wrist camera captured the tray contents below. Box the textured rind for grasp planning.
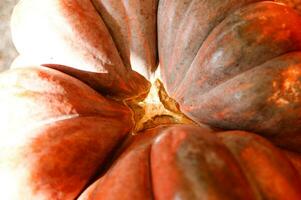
[219,131,301,200]
[77,127,161,200]
[10,0,150,99]
[159,1,301,145]
[179,52,301,152]
[92,0,158,78]
[158,0,266,93]
[79,125,301,200]
[0,67,133,200]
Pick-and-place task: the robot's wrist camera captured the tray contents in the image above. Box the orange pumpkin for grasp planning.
[1,0,301,199]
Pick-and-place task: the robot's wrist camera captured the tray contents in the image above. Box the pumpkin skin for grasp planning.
[158,0,265,91]
[10,0,153,98]
[2,0,301,199]
[158,1,301,151]
[78,125,301,200]
[91,0,158,78]
[0,67,133,199]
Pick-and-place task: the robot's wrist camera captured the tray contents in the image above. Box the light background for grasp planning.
[0,0,18,72]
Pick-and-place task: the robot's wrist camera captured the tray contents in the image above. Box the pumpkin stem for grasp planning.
[125,79,195,134]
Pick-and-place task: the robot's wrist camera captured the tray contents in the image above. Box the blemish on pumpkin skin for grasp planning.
[268,67,301,107]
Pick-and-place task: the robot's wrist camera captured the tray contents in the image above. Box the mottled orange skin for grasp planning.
[219,131,301,200]
[178,53,301,152]
[159,1,301,151]
[78,125,301,200]
[151,126,255,200]
[158,0,265,93]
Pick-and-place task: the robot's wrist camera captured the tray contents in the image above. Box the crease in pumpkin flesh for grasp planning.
[125,79,197,134]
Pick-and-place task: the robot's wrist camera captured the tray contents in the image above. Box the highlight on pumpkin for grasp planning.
[269,67,301,106]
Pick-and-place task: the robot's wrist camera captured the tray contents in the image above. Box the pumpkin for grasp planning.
[1,0,301,199]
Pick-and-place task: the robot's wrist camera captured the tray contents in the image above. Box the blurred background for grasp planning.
[0,0,300,72]
[0,0,18,72]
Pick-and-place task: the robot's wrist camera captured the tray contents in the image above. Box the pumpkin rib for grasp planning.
[219,131,301,200]
[77,127,159,200]
[158,0,192,81]
[172,1,301,99]
[10,0,150,99]
[91,0,158,79]
[177,52,301,152]
[0,116,132,200]
[19,115,132,141]
[176,51,301,111]
[78,125,301,200]
[85,151,154,200]
[0,66,134,136]
[89,0,129,69]
[41,64,151,100]
[218,132,263,200]
[150,125,256,200]
[57,0,153,97]
[81,125,301,200]
[180,50,301,104]
[161,0,267,94]
[11,0,124,72]
[160,0,200,89]
[0,66,135,199]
